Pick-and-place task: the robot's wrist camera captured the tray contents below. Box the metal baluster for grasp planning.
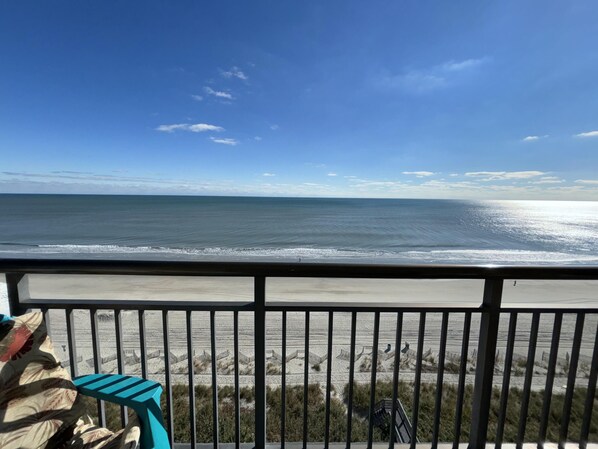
[346,311,357,448]
[138,310,148,379]
[496,313,518,447]
[303,311,310,449]
[234,311,240,449]
[90,309,106,427]
[539,313,562,446]
[281,311,287,449]
[389,312,403,449]
[255,277,267,449]
[432,312,449,449]
[162,310,174,447]
[411,312,426,449]
[453,312,471,449]
[115,309,127,427]
[42,307,51,337]
[210,310,219,449]
[517,313,540,449]
[65,308,78,378]
[187,311,197,449]
[367,312,381,449]
[325,311,334,449]
[559,313,585,448]
[580,320,598,449]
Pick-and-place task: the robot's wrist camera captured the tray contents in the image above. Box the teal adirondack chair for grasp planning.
[0,314,170,449]
[73,373,170,449]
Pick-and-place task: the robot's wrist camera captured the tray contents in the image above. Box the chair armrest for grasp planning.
[73,374,161,408]
[74,374,170,449]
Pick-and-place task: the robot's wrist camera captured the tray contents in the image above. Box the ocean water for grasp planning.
[1,194,597,265]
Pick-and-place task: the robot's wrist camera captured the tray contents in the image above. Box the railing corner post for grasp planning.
[469,277,503,449]
[6,273,26,316]
[254,276,267,449]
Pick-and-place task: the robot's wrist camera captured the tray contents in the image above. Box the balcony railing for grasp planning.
[2,259,598,449]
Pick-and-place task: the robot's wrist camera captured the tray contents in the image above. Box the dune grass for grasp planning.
[82,381,596,444]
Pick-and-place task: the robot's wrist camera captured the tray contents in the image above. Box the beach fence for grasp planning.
[284,349,299,363]
[63,355,83,368]
[265,349,293,364]
[298,349,327,365]
[267,349,285,365]
[337,346,365,362]
[196,349,230,364]
[238,351,255,364]
[267,349,327,365]
[377,349,395,362]
[541,350,593,366]
[82,344,508,376]
[445,349,463,363]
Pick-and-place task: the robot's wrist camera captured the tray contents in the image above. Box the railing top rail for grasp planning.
[15,298,598,312]
[2,258,598,279]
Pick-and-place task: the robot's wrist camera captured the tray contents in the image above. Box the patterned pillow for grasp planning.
[0,312,85,449]
[66,416,140,449]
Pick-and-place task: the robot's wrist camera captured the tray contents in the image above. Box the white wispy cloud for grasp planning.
[530,176,564,184]
[254,136,262,141]
[204,86,234,100]
[156,124,187,132]
[156,123,224,133]
[262,173,276,177]
[465,171,545,181]
[449,173,459,177]
[574,130,598,138]
[342,175,598,200]
[4,171,598,200]
[221,66,248,80]
[441,58,489,71]
[305,162,326,169]
[402,171,435,177]
[383,72,445,92]
[191,95,203,102]
[270,124,279,130]
[2,171,163,183]
[210,137,238,146]
[378,57,489,93]
[327,173,337,177]
[422,180,478,188]
[522,135,548,142]
[0,171,259,196]
[188,124,223,132]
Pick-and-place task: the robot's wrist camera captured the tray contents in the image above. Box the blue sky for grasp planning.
[1,1,598,199]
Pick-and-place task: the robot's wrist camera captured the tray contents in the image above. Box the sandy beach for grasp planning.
[2,275,598,392]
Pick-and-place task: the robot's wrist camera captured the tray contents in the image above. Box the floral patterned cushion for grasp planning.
[0,312,140,449]
[0,311,85,449]
[65,416,140,449]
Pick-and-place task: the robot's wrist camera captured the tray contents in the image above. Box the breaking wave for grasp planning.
[1,243,597,265]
